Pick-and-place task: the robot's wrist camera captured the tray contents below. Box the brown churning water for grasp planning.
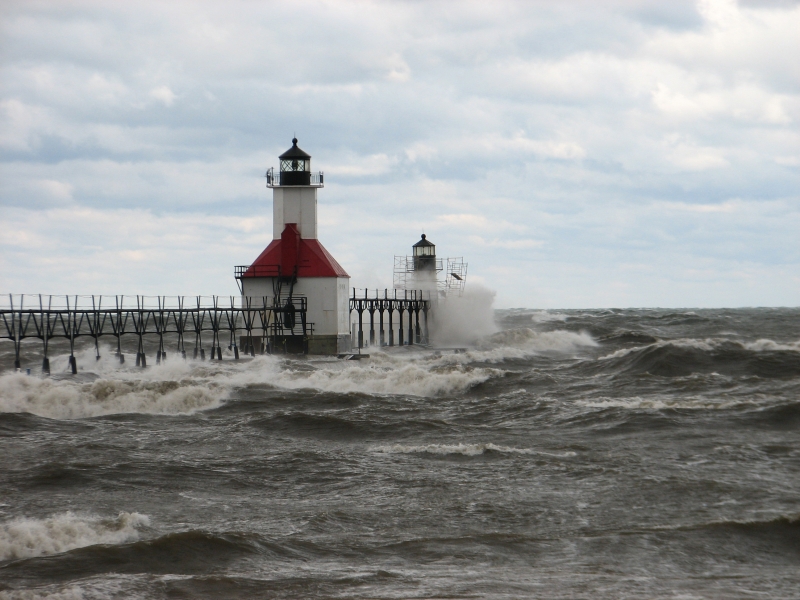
[0,307,799,598]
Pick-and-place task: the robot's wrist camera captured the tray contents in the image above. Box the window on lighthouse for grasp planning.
[414,245,434,256]
[281,159,309,172]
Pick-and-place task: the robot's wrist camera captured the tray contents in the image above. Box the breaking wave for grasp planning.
[0,372,226,419]
[482,328,597,353]
[427,327,600,363]
[0,512,149,561]
[530,311,568,323]
[595,337,800,378]
[265,361,497,397]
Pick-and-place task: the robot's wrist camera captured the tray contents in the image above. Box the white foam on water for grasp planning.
[578,395,773,411]
[482,328,597,352]
[0,512,149,561]
[598,337,800,361]
[745,339,800,352]
[426,328,598,363]
[181,348,504,398]
[0,577,138,600]
[0,371,226,419]
[374,443,576,457]
[256,361,502,397]
[0,588,89,600]
[530,310,569,323]
[0,343,501,417]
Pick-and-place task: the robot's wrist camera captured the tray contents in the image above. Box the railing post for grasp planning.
[358,301,364,350]
[398,302,404,346]
[379,291,385,347]
[388,297,394,346]
[423,303,429,345]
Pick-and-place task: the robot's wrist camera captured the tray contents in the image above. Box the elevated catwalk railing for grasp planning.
[350,288,431,350]
[0,295,310,374]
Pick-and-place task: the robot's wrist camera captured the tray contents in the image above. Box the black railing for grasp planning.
[265,167,324,187]
[235,265,280,278]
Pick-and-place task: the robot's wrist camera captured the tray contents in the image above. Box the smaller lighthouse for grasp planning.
[394,234,467,297]
[236,139,351,354]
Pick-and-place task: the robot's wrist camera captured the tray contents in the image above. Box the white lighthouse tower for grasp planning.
[237,139,351,354]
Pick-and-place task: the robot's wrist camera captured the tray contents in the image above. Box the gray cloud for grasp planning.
[1,0,798,307]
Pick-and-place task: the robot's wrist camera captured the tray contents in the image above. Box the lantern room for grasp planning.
[413,234,437,271]
[265,138,324,187]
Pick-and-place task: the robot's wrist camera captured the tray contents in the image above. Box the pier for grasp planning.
[1,294,310,374]
[1,290,432,373]
[350,289,431,349]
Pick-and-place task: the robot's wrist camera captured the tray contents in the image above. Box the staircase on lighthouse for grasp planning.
[236,138,351,354]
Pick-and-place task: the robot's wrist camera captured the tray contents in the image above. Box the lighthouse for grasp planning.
[236,139,351,354]
[394,234,468,297]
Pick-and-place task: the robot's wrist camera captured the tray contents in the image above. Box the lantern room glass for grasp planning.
[281,159,310,172]
[414,245,435,257]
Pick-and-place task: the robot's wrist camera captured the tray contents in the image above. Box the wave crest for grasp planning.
[0,372,225,419]
[595,337,800,378]
[482,328,597,353]
[268,362,496,397]
[0,512,149,561]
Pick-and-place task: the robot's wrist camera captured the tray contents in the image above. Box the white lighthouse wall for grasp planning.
[292,277,351,336]
[240,278,273,306]
[241,276,350,336]
[272,187,318,239]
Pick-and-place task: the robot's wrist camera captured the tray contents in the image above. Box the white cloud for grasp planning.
[468,236,544,250]
[1,0,798,307]
[775,155,800,167]
[37,179,74,202]
[149,86,176,106]
[328,153,397,177]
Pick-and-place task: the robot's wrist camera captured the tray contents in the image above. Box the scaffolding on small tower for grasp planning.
[443,257,468,296]
[393,234,468,298]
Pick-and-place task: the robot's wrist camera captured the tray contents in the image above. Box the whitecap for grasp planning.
[0,512,149,561]
[530,311,568,323]
[744,339,800,352]
[578,395,769,411]
[0,371,226,419]
[597,337,800,361]
[260,361,496,397]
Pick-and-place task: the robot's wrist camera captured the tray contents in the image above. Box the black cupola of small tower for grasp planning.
[412,234,436,271]
[278,138,312,186]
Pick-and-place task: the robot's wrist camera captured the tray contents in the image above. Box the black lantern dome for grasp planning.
[277,138,312,185]
[412,234,436,271]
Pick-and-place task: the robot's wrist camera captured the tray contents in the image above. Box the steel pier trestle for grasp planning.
[349,288,431,350]
[1,294,310,374]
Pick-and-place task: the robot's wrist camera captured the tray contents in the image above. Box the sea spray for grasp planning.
[428,284,499,346]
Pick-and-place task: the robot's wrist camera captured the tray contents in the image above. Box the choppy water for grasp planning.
[1,308,799,599]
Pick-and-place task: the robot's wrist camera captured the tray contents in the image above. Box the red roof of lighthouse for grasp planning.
[243,223,349,278]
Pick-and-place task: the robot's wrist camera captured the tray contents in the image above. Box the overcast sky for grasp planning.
[1,0,798,308]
